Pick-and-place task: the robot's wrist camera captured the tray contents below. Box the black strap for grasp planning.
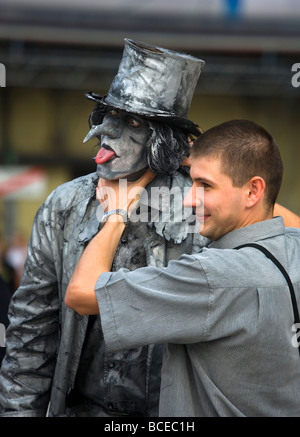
[235,243,300,355]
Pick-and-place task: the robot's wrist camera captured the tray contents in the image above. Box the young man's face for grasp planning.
[91,109,149,181]
[183,156,248,241]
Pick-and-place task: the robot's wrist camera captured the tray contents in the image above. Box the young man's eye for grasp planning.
[197,182,211,189]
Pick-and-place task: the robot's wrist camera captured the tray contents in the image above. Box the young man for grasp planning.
[66,119,300,417]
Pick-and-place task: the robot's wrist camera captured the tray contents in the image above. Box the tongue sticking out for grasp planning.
[95,147,116,164]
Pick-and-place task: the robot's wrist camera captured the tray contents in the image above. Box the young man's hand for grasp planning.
[65,169,156,315]
[96,169,155,216]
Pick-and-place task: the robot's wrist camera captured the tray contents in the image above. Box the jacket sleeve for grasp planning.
[0,193,61,416]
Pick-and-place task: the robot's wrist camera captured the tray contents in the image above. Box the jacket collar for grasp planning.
[78,173,100,245]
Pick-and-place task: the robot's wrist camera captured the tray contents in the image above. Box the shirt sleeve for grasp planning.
[95,253,212,352]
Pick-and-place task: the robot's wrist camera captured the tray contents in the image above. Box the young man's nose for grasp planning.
[183,185,204,208]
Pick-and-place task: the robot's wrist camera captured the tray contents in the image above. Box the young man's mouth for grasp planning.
[196,213,210,223]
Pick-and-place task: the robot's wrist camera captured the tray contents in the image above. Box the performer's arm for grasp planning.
[0,197,59,416]
[274,203,300,227]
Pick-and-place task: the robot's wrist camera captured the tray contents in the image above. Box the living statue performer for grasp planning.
[0,39,206,417]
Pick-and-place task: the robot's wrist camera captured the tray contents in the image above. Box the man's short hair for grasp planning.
[191,119,283,207]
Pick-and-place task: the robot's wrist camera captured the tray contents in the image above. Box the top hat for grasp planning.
[86,38,205,136]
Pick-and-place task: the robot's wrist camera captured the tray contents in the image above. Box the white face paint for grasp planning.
[85,109,149,181]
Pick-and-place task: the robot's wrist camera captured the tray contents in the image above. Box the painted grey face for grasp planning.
[84,109,149,180]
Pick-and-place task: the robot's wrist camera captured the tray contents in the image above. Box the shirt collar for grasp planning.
[209,216,285,250]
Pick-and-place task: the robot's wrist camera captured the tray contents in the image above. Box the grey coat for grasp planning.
[0,171,206,417]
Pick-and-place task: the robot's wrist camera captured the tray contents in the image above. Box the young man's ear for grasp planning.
[245,176,266,208]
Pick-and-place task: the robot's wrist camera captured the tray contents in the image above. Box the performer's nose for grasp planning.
[83,119,120,143]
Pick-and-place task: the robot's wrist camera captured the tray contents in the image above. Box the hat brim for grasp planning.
[85,91,202,137]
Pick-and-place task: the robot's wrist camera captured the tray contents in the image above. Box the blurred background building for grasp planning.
[0,0,300,289]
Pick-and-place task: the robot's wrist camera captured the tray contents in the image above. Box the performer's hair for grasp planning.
[146,121,190,175]
[88,104,192,176]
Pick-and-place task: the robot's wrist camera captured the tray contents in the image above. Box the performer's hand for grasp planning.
[96,169,155,215]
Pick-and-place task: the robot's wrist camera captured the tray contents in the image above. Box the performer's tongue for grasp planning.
[95,147,116,164]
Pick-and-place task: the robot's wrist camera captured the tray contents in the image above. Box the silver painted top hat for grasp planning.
[86,38,205,136]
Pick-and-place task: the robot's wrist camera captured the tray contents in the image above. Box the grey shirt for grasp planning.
[95,217,300,416]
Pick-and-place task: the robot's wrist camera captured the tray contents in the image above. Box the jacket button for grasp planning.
[108,361,115,369]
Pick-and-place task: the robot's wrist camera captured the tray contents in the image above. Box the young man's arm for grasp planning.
[65,170,155,315]
[274,203,300,227]
[65,218,125,315]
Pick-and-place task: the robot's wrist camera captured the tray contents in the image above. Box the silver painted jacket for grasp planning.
[0,171,206,417]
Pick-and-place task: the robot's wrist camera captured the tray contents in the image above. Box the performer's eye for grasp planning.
[108,109,119,117]
[128,117,142,128]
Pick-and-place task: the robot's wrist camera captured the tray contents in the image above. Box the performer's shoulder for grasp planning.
[44,171,98,210]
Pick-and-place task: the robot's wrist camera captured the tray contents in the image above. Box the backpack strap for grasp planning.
[235,242,300,356]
